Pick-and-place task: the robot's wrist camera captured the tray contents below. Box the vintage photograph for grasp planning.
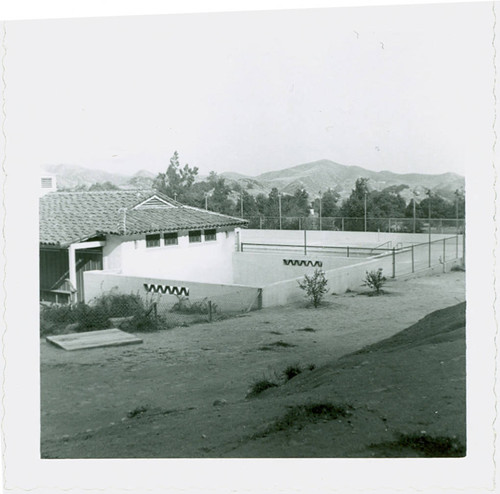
[2,1,495,483]
[34,5,474,459]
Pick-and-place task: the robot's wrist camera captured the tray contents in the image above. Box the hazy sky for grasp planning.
[5,3,493,178]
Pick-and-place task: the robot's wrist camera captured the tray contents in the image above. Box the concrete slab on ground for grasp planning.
[46,328,143,351]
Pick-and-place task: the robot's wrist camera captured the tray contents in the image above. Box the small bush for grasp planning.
[40,292,161,336]
[259,402,352,436]
[298,268,329,308]
[127,405,150,419]
[363,268,387,295]
[283,364,302,381]
[171,296,218,315]
[370,432,466,457]
[246,379,279,398]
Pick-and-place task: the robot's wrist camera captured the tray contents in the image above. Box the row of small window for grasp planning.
[145,229,217,248]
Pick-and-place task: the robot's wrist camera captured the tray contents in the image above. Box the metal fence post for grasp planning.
[411,245,415,273]
[392,247,396,278]
[304,227,307,256]
[443,238,446,272]
[342,217,344,231]
[456,234,458,259]
[428,238,431,268]
[347,246,350,257]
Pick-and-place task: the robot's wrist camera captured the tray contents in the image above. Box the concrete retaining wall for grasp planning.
[83,271,261,313]
[233,251,360,285]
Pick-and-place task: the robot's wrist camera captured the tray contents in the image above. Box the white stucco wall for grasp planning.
[102,228,238,284]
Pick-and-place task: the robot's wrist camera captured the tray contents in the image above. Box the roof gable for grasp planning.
[40,190,247,246]
[133,195,176,209]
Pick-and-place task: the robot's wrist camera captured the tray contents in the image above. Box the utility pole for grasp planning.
[364,191,367,232]
[412,189,420,234]
[319,191,322,231]
[278,193,282,230]
[426,189,432,267]
[240,192,244,218]
[454,189,460,234]
[204,192,208,210]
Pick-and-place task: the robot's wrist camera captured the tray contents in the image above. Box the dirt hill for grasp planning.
[41,274,465,459]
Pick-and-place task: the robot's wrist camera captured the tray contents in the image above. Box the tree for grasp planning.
[339,178,370,231]
[88,181,119,191]
[153,151,199,201]
[313,189,340,217]
[207,172,235,215]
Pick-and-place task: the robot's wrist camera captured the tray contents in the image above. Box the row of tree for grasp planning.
[152,152,465,223]
[59,152,465,227]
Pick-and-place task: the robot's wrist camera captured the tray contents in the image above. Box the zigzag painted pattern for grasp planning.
[283,259,323,267]
[143,283,190,296]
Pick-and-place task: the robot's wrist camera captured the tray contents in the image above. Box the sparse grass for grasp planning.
[126,405,150,419]
[369,432,466,457]
[283,364,302,381]
[308,363,316,371]
[270,340,296,348]
[451,264,465,272]
[246,379,279,398]
[257,402,353,437]
[259,340,297,351]
[269,330,283,335]
[297,327,316,333]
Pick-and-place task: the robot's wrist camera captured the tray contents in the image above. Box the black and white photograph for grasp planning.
[1,0,498,492]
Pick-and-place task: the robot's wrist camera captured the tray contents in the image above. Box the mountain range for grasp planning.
[41,160,464,203]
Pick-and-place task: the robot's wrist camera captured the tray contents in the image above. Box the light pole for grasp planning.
[319,191,322,231]
[412,190,420,233]
[278,192,282,230]
[204,192,208,210]
[426,189,432,267]
[454,189,461,234]
[364,190,367,232]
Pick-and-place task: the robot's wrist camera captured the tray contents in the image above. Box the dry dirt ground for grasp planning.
[41,271,465,458]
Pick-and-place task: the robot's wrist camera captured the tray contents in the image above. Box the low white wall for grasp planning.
[241,229,453,248]
[233,251,359,285]
[103,228,237,284]
[261,254,395,307]
[83,271,260,312]
[260,238,464,308]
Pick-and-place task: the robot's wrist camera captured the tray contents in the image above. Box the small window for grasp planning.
[146,233,161,248]
[204,229,216,241]
[189,230,202,243]
[164,232,178,245]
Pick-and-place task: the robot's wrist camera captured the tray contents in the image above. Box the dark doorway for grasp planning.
[75,248,103,302]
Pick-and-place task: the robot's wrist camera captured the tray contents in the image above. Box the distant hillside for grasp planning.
[41,164,155,190]
[222,159,464,202]
[42,160,464,202]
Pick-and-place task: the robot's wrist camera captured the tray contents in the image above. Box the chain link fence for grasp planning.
[245,216,465,234]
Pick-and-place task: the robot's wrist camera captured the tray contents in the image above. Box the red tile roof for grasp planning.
[40,190,247,246]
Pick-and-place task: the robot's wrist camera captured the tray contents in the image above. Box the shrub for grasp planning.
[171,296,218,315]
[283,364,302,381]
[246,379,279,398]
[363,268,387,295]
[369,432,466,457]
[257,402,353,436]
[40,292,160,336]
[298,268,329,307]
